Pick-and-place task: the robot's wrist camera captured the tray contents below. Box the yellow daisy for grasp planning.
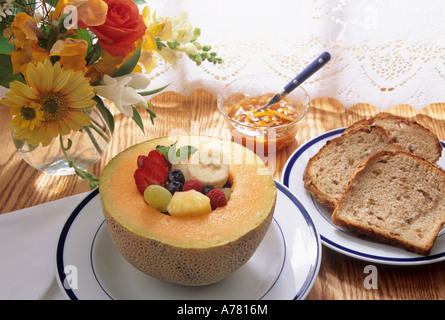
[10,101,44,132]
[4,59,96,147]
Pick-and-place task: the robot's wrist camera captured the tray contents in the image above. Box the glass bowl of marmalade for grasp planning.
[217,74,310,154]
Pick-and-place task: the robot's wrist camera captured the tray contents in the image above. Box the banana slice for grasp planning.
[186,146,230,189]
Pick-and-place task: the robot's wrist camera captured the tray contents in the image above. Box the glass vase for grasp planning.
[11,106,112,176]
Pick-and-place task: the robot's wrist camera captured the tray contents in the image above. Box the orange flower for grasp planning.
[50,38,88,73]
[10,42,50,75]
[9,12,41,48]
[85,50,123,83]
[75,0,108,27]
[53,0,108,28]
[52,0,69,19]
[8,12,49,75]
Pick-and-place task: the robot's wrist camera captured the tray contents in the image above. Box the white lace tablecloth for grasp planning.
[146,0,445,110]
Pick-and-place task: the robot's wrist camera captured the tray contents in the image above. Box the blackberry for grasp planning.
[168,169,185,184]
[166,180,183,194]
[203,185,215,195]
[222,180,231,188]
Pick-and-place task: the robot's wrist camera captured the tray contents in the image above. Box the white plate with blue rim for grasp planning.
[55,180,321,300]
[282,127,445,265]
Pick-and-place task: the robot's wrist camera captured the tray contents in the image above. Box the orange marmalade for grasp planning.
[226,94,305,153]
[228,94,299,127]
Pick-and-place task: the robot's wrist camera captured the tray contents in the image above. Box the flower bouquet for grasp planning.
[0,0,222,187]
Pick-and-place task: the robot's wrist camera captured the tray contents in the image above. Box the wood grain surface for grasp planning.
[1,90,445,300]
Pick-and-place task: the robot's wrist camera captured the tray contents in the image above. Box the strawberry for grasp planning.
[137,155,169,178]
[148,150,170,171]
[136,149,171,192]
[134,167,165,194]
[206,188,228,210]
[137,154,148,168]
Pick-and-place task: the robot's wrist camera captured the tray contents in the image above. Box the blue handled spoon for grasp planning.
[258,51,331,111]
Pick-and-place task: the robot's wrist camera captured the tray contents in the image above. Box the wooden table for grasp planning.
[1,90,445,300]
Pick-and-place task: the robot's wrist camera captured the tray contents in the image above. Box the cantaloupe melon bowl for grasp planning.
[99,135,277,286]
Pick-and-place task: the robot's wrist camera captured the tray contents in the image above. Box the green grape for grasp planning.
[144,185,172,213]
[221,187,232,201]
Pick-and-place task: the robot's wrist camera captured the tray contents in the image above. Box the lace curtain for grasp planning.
[1,0,444,110]
[146,0,445,110]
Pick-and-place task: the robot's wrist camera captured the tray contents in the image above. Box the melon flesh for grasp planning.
[100,135,277,286]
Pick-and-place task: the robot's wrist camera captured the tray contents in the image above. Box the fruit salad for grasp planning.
[133,142,231,216]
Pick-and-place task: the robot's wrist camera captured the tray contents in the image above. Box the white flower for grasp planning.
[94,74,150,116]
[151,11,194,44]
[0,0,13,22]
[114,73,151,89]
[158,47,181,69]
[172,12,194,43]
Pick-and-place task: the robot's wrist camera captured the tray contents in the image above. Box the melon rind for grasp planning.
[102,201,274,286]
[99,135,276,286]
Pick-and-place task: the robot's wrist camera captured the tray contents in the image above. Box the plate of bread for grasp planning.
[282,113,445,264]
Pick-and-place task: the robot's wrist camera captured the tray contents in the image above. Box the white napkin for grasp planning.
[0,192,89,300]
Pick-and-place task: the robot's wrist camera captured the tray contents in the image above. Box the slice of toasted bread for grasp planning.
[303,126,403,210]
[331,150,445,255]
[344,113,442,163]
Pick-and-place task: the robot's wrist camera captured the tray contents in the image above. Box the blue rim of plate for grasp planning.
[56,181,321,300]
[56,188,99,300]
[282,127,445,264]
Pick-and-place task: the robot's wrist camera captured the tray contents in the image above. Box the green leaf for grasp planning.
[73,167,100,188]
[131,106,145,133]
[0,37,14,54]
[138,83,170,96]
[0,55,25,88]
[25,0,36,12]
[93,95,115,134]
[46,0,60,7]
[71,28,93,52]
[110,46,141,77]
[155,38,167,51]
[132,0,146,4]
[85,42,102,65]
[155,145,169,160]
[65,138,73,150]
[59,134,100,188]
[175,146,198,162]
[145,105,157,125]
[156,142,198,164]
[167,41,180,50]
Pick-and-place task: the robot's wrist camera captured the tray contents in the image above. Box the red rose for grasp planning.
[89,0,146,58]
